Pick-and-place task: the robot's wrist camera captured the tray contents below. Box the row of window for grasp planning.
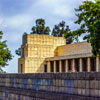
[45,58,97,73]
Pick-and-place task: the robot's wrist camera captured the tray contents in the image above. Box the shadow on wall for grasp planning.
[36,60,46,73]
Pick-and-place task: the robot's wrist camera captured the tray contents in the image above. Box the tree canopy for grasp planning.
[64,26,74,44]
[31,18,50,35]
[0,31,12,72]
[52,21,74,44]
[15,48,21,56]
[74,0,100,56]
[52,21,66,37]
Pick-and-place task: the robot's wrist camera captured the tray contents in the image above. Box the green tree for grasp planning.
[0,31,12,72]
[74,0,100,56]
[31,18,50,35]
[52,21,74,44]
[15,48,21,56]
[15,33,27,56]
[52,21,65,37]
[52,25,60,36]
[64,26,74,44]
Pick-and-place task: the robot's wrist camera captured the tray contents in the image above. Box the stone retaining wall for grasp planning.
[0,72,100,100]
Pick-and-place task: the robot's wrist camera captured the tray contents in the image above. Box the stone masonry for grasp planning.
[18,34,66,73]
[0,72,100,100]
[46,42,100,73]
[18,34,100,74]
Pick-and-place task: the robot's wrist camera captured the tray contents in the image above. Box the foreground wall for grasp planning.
[0,72,100,100]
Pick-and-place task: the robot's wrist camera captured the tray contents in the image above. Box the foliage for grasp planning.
[15,19,51,56]
[52,21,74,44]
[74,0,100,56]
[15,33,26,56]
[23,32,27,35]
[15,48,21,56]
[52,21,65,37]
[64,26,75,44]
[31,18,50,35]
[0,31,12,72]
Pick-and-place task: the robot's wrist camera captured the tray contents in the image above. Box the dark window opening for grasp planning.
[62,60,65,72]
[68,59,71,71]
[21,64,23,73]
[90,57,96,71]
[50,61,54,72]
[82,58,87,72]
[56,61,59,72]
[44,64,47,72]
[75,59,79,72]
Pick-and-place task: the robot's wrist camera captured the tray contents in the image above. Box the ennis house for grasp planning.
[18,34,100,73]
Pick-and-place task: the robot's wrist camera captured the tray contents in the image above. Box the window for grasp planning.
[44,64,47,72]
[82,58,87,72]
[68,59,71,71]
[90,57,96,71]
[50,61,54,72]
[21,64,23,73]
[62,60,65,72]
[56,61,59,72]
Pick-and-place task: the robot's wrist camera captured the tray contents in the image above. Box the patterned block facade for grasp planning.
[46,42,100,73]
[18,34,66,73]
[54,42,92,56]
[0,73,100,99]
[18,34,100,73]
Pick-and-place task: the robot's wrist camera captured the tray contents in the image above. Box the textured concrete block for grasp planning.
[85,89,90,96]
[77,89,81,95]
[90,80,95,89]
[77,80,82,88]
[0,73,100,99]
[81,89,86,96]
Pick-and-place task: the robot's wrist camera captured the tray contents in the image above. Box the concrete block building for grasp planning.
[46,42,100,73]
[18,34,66,73]
[18,34,100,73]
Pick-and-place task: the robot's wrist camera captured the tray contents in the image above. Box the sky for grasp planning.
[0,0,89,73]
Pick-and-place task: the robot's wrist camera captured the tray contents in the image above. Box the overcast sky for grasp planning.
[0,0,88,73]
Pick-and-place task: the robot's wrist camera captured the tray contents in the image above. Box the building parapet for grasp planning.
[46,52,92,61]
